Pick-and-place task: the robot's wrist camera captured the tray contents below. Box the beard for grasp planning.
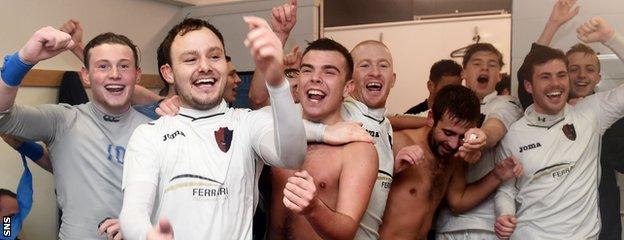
[175,87,223,110]
[427,131,457,162]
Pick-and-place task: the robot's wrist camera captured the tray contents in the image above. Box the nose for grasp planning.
[109,66,121,80]
[578,68,588,79]
[370,65,381,77]
[198,57,212,74]
[311,70,322,84]
[234,75,242,85]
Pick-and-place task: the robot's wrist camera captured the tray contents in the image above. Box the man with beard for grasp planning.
[379,85,521,239]
[494,18,624,239]
[119,17,306,239]
[269,38,378,240]
[435,42,523,240]
[0,27,149,239]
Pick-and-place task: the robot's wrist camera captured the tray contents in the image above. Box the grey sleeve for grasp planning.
[0,104,71,144]
[604,32,624,61]
[251,80,306,169]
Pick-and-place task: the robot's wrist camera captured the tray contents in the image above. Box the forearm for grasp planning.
[260,80,306,169]
[482,119,506,149]
[604,32,624,62]
[536,21,561,46]
[132,85,164,106]
[119,182,157,240]
[448,171,502,214]
[71,43,85,64]
[305,199,359,240]
[495,183,516,216]
[388,115,427,131]
[0,53,34,111]
[249,70,270,109]
[35,148,53,173]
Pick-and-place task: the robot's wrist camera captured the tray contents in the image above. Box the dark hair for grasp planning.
[0,188,16,199]
[566,43,601,71]
[462,43,504,68]
[517,44,567,109]
[156,18,225,97]
[431,85,481,126]
[302,38,354,80]
[496,73,511,95]
[83,32,140,69]
[430,59,462,84]
[225,55,232,62]
[158,18,225,67]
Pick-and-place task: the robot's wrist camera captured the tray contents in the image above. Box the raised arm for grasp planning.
[536,0,579,46]
[0,27,74,111]
[387,114,428,131]
[446,156,522,214]
[59,19,85,63]
[245,16,306,169]
[285,143,378,239]
[577,17,624,60]
[248,0,298,109]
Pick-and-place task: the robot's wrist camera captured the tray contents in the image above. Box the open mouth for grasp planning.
[575,81,589,87]
[104,84,125,93]
[545,90,563,100]
[193,78,216,88]
[306,89,326,102]
[366,82,383,91]
[477,74,489,84]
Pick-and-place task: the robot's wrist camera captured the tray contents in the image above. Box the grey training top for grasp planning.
[0,102,151,239]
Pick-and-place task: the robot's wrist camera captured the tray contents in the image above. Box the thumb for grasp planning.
[159,218,173,233]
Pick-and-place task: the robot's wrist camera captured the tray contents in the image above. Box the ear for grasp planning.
[80,67,91,87]
[524,79,533,95]
[161,64,175,85]
[427,80,434,93]
[426,110,434,128]
[135,67,142,85]
[388,72,396,88]
[344,79,355,97]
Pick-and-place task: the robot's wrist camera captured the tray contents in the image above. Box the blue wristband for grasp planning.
[1,52,34,87]
[16,141,44,161]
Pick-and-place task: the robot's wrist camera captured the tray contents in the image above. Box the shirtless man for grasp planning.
[379,85,520,239]
[269,38,379,240]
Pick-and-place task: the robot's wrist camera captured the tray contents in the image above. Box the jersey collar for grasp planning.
[481,91,498,105]
[90,102,131,123]
[344,97,386,122]
[524,104,566,128]
[178,100,228,121]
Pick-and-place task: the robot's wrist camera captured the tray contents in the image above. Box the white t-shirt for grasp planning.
[495,84,624,239]
[341,97,394,240]
[436,91,523,233]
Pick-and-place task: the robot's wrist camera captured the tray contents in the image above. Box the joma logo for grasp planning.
[163,130,186,141]
[519,142,542,153]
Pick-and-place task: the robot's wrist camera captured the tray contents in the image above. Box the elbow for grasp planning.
[248,88,270,109]
[447,198,469,215]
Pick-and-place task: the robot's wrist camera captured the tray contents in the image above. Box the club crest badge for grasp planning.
[214,127,233,153]
[562,124,576,141]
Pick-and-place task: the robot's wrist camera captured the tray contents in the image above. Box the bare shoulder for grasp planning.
[342,141,378,166]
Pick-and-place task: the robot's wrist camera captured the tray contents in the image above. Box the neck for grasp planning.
[93,101,130,116]
[304,111,343,125]
[426,96,433,108]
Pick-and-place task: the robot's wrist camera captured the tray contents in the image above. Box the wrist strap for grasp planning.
[1,52,34,87]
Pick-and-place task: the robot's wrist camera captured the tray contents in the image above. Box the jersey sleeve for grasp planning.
[122,122,161,189]
[494,136,518,216]
[581,83,624,134]
[247,80,306,169]
[604,32,624,62]
[0,104,72,145]
[486,96,523,130]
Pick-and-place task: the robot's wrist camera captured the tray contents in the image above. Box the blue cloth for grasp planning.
[133,101,160,120]
[1,53,34,87]
[1,155,33,240]
[16,141,43,162]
